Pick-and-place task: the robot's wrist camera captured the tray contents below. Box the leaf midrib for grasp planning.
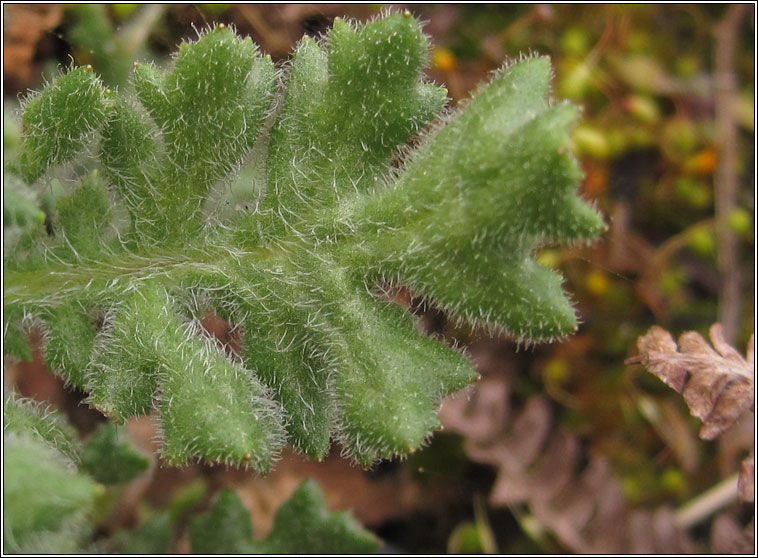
[3,243,275,306]
[3,187,386,308]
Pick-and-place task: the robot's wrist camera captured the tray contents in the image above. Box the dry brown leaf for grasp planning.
[638,395,702,473]
[739,453,754,503]
[710,513,755,554]
[489,426,579,506]
[443,389,693,553]
[485,396,552,476]
[650,508,695,554]
[443,327,751,554]
[627,323,754,440]
[628,510,658,554]
[529,458,614,551]
[659,398,702,473]
[438,375,510,446]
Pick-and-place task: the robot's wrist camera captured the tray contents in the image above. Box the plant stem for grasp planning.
[713,4,747,343]
[120,4,166,54]
[675,472,739,529]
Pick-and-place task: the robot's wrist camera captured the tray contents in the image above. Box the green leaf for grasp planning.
[257,480,380,554]
[3,172,46,262]
[189,482,379,555]
[55,170,112,258]
[3,173,45,228]
[322,280,474,464]
[86,283,286,470]
[3,395,81,465]
[127,27,277,242]
[344,59,605,340]
[19,66,107,183]
[264,13,446,231]
[80,422,150,484]
[3,435,101,553]
[114,513,173,555]
[5,14,603,469]
[165,478,208,524]
[67,4,133,87]
[3,306,34,362]
[42,301,97,389]
[189,490,256,554]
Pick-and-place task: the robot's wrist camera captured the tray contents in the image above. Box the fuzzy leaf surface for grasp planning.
[3,395,82,465]
[4,14,602,468]
[114,513,173,555]
[189,482,379,554]
[19,66,108,183]
[80,422,150,484]
[188,490,256,554]
[3,435,100,553]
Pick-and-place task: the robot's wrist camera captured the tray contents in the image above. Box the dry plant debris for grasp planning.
[627,323,754,441]
[628,323,755,505]
[441,377,694,553]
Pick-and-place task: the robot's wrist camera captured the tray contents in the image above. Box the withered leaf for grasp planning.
[739,454,754,503]
[627,324,754,440]
[438,375,510,446]
[710,514,755,554]
[443,383,695,553]
[3,4,63,91]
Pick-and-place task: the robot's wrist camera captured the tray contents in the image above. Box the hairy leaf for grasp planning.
[3,171,46,262]
[80,422,150,484]
[114,513,173,555]
[627,323,754,440]
[189,482,379,554]
[189,490,256,554]
[4,13,603,468]
[3,172,44,227]
[3,434,101,553]
[19,66,108,183]
[3,394,81,464]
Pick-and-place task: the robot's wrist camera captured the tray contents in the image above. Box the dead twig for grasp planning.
[713,4,748,343]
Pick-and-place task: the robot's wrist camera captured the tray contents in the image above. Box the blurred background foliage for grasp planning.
[3,3,755,554]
